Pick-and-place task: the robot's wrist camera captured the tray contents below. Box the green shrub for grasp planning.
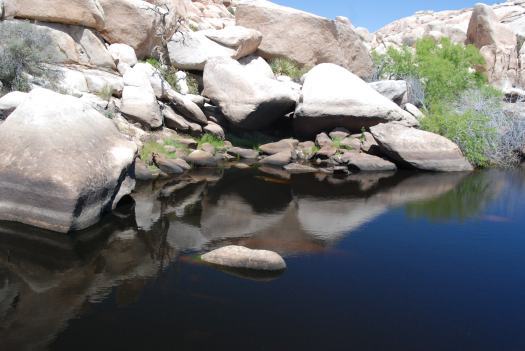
[185,74,200,95]
[270,57,307,80]
[0,21,58,92]
[372,37,486,106]
[197,133,224,150]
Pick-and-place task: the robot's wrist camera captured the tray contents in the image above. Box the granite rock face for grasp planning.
[0,89,137,233]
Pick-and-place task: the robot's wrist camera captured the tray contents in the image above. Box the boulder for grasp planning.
[168,31,237,71]
[294,64,418,137]
[0,89,137,233]
[227,147,259,159]
[98,0,160,58]
[152,153,184,174]
[0,91,27,119]
[120,67,162,129]
[185,150,217,167]
[163,106,190,131]
[204,122,225,139]
[203,57,297,130]
[405,103,424,120]
[165,89,208,124]
[369,80,407,103]
[108,43,138,67]
[259,139,298,155]
[81,68,124,97]
[340,153,397,172]
[135,158,159,181]
[466,3,518,89]
[202,25,262,59]
[2,0,105,30]
[201,245,286,271]
[239,55,275,79]
[236,0,373,78]
[260,150,292,166]
[370,123,473,172]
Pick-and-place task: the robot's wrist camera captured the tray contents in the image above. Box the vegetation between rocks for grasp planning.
[0,21,58,93]
[270,57,307,80]
[373,37,525,168]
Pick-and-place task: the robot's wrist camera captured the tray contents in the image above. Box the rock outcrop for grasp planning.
[370,123,473,172]
[203,56,297,130]
[235,0,373,78]
[2,0,105,30]
[466,3,518,90]
[294,64,418,137]
[0,89,137,233]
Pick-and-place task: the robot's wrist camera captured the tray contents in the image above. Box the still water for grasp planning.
[1,166,525,351]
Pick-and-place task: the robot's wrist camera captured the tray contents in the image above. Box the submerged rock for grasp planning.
[0,89,137,233]
[201,245,286,271]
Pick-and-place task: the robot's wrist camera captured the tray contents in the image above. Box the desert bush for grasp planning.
[372,37,486,107]
[197,133,225,150]
[0,21,57,92]
[270,57,307,80]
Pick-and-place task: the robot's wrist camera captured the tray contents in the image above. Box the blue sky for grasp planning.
[272,0,501,31]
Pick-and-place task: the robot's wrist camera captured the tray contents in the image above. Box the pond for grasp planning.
[1,166,525,351]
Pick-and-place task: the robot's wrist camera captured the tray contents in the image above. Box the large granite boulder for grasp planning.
[294,64,418,137]
[0,89,137,233]
[98,0,160,58]
[2,0,105,30]
[201,245,286,271]
[370,123,473,172]
[202,25,262,59]
[235,0,373,78]
[120,66,162,129]
[466,3,518,89]
[203,56,297,130]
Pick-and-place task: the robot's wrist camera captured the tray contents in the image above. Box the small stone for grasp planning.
[135,159,159,181]
[329,127,350,140]
[316,145,337,159]
[200,142,216,155]
[259,139,298,155]
[185,150,217,167]
[153,153,184,174]
[283,163,318,174]
[341,152,397,172]
[316,132,333,147]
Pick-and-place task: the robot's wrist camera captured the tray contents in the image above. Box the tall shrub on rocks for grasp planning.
[372,37,522,168]
[0,21,57,92]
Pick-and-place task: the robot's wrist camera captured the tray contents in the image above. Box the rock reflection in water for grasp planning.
[0,168,500,350]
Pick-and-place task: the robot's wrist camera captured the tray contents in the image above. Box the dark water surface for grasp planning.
[1,167,525,351]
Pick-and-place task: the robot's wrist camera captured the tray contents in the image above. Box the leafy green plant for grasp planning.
[96,85,113,101]
[185,73,200,95]
[197,133,225,150]
[270,57,307,80]
[0,21,58,92]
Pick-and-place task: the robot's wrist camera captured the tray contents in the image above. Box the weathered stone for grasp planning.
[227,147,259,160]
[185,150,217,167]
[340,153,397,172]
[370,123,473,172]
[98,0,160,58]
[239,55,275,79]
[204,122,225,140]
[283,163,318,174]
[0,89,137,233]
[201,245,286,271]
[163,106,190,131]
[3,0,105,30]
[259,139,298,155]
[316,132,333,147]
[203,56,297,130]
[369,80,407,103]
[329,128,350,140]
[294,64,418,137]
[168,30,237,71]
[260,150,292,166]
[152,153,184,174]
[120,67,162,129]
[405,103,424,120]
[166,89,208,125]
[202,25,262,59]
[108,43,138,67]
[236,0,373,78]
[316,145,337,159]
[135,158,159,181]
